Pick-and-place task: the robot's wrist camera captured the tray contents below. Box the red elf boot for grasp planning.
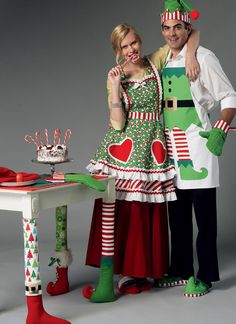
[47,266,69,296]
[47,250,72,296]
[26,295,70,324]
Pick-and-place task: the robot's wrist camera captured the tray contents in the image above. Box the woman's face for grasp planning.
[120,31,141,63]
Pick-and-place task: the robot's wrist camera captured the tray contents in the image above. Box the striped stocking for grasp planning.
[83,201,116,303]
[165,128,174,161]
[172,127,192,164]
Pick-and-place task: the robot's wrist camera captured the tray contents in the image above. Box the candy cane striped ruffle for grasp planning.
[128,112,159,120]
[87,161,176,183]
[115,178,176,203]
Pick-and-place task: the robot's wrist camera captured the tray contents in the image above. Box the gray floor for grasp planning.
[0,240,236,324]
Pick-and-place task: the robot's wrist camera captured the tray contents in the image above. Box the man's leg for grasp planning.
[156,189,194,287]
[184,188,219,297]
[168,189,194,278]
[193,188,219,283]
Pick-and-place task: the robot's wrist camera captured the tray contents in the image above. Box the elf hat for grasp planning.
[161,0,200,24]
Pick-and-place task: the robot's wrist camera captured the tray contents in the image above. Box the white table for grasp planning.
[0,176,116,322]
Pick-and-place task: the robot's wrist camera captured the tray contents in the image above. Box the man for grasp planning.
[154,0,236,297]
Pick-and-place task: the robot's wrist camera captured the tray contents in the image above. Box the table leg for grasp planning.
[47,206,72,296]
[83,179,116,302]
[23,217,71,324]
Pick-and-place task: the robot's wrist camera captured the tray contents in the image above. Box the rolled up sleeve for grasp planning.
[200,52,236,111]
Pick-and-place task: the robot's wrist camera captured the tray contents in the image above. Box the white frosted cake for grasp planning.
[37,144,68,163]
[25,128,72,163]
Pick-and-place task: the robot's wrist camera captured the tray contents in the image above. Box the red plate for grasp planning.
[0,180,36,187]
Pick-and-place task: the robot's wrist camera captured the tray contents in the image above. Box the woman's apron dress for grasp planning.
[86,58,176,278]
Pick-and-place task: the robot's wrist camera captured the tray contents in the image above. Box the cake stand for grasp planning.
[32,159,73,176]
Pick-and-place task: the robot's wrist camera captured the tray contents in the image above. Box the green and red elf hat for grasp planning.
[161,0,200,24]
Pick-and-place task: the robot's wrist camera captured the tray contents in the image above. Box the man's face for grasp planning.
[162,19,191,52]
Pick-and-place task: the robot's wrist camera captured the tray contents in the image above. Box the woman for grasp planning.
[85,23,199,301]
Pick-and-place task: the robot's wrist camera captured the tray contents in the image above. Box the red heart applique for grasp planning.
[151,140,166,165]
[108,138,133,163]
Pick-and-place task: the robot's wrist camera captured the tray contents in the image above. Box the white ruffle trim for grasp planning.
[87,161,176,182]
[116,190,177,203]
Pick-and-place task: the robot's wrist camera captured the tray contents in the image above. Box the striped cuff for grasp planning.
[213,120,230,134]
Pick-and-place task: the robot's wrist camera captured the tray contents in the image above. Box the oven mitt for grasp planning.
[64,174,106,192]
[0,166,40,182]
[199,120,229,157]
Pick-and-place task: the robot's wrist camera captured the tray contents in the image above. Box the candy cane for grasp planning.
[45,129,49,146]
[24,135,38,147]
[63,129,72,145]
[35,132,44,146]
[229,127,236,131]
[54,128,61,146]
[118,54,140,68]
[38,131,44,146]
[34,132,39,146]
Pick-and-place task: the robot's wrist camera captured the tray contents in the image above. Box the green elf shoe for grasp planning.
[83,258,116,303]
[179,163,208,181]
[184,276,211,297]
[154,276,188,288]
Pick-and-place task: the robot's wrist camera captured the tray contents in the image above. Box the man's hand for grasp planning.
[186,55,200,82]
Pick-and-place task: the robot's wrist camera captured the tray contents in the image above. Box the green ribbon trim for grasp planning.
[100,257,114,267]
[48,257,61,267]
[177,159,193,168]
[162,67,186,78]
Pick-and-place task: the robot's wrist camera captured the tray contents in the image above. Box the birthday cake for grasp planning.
[25,128,72,163]
[37,144,68,162]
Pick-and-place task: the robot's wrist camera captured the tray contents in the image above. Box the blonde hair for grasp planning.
[110,23,142,64]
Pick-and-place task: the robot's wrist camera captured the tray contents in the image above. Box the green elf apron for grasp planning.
[162,67,208,181]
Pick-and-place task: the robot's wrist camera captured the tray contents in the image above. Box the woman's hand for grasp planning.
[186,54,200,82]
[108,65,124,87]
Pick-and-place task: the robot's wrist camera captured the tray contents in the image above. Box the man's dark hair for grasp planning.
[184,22,191,29]
[161,21,192,30]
